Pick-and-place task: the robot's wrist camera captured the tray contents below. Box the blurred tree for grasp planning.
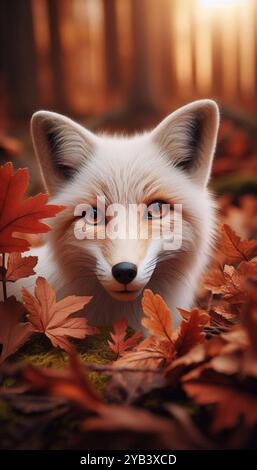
[103,0,120,94]
[0,0,38,118]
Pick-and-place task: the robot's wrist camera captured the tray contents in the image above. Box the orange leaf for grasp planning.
[108,318,142,357]
[220,224,257,264]
[2,253,38,282]
[22,277,97,352]
[175,308,209,357]
[0,297,33,364]
[0,163,65,252]
[220,265,246,304]
[114,336,175,370]
[202,264,226,294]
[141,289,173,341]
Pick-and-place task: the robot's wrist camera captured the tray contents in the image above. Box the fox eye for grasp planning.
[81,207,105,225]
[146,200,170,220]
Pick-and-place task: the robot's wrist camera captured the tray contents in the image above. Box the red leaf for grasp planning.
[108,317,142,357]
[175,308,209,357]
[0,163,64,252]
[4,253,38,282]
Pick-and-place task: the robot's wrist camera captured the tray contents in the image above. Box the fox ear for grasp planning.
[151,100,219,186]
[31,111,96,194]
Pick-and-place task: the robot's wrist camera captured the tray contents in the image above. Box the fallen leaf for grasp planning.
[220,224,257,264]
[212,302,239,321]
[105,369,164,404]
[174,308,209,356]
[108,318,142,357]
[22,277,96,353]
[1,253,38,282]
[114,336,175,370]
[219,265,246,304]
[0,297,33,364]
[114,292,208,370]
[202,264,226,294]
[0,163,64,252]
[141,289,173,341]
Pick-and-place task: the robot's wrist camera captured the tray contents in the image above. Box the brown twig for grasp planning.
[84,363,161,374]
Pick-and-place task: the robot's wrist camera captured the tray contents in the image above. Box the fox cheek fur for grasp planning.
[8,100,220,329]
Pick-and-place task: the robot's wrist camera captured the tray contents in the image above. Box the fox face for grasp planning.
[31,100,219,321]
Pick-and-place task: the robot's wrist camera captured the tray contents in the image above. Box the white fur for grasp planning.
[5,100,219,330]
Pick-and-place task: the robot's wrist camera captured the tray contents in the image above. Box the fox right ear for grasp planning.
[31,111,96,194]
[151,100,219,187]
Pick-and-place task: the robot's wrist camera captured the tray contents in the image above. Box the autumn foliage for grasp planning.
[0,161,257,450]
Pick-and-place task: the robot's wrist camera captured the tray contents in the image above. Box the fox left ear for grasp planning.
[31,111,97,194]
[151,100,220,186]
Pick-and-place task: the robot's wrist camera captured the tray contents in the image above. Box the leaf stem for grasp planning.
[2,253,7,301]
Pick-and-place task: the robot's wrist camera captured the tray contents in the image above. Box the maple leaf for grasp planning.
[22,277,97,353]
[141,289,173,341]
[212,302,239,321]
[219,265,246,304]
[115,291,209,370]
[114,336,175,369]
[175,308,209,357]
[220,224,257,264]
[239,260,257,281]
[108,318,142,357]
[0,253,38,282]
[0,297,33,364]
[202,264,226,294]
[0,163,64,252]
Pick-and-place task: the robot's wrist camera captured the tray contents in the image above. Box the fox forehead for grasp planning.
[65,135,188,206]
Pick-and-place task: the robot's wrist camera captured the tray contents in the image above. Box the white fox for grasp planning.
[5,100,219,329]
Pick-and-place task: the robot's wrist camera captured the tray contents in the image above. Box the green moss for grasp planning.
[2,377,16,388]
[77,327,116,363]
[7,328,115,393]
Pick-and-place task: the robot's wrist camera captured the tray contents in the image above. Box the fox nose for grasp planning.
[112,262,138,285]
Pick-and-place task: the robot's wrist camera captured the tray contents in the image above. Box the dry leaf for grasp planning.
[114,336,175,369]
[220,224,257,264]
[175,308,209,356]
[141,289,173,341]
[22,277,96,353]
[220,265,246,304]
[202,264,226,294]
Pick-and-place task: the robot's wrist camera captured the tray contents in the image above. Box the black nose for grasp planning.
[112,262,137,285]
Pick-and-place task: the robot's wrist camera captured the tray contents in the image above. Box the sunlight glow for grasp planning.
[199,0,246,7]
